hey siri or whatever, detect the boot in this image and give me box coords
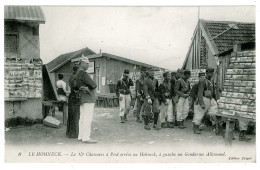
[136,118,142,123]
[178,121,187,129]
[175,120,179,126]
[193,124,201,134]
[161,122,168,128]
[120,116,125,123]
[153,124,161,130]
[239,130,251,142]
[144,125,151,130]
[167,122,174,128]
[123,114,127,121]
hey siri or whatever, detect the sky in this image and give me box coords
[40,6,255,70]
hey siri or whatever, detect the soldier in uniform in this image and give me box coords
[159,72,174,128]
[193,67,219,134]
[116,69,134,123]
[170,71,178,125]
[175,70,191,129]
[142,70,160,130]
[135,68,146,123]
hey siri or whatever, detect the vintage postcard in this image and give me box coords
[1,1,257,166]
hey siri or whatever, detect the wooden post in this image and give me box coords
[225,119,232,147]
[62,102,68,125]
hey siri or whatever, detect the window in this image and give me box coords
[5,34,18,58]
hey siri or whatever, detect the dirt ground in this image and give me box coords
[5,107,256,163]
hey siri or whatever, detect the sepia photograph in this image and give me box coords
[2,2,257,164]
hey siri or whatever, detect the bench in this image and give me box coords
[42,100,68,125]
[96,93,119,108]
[216,114,255,147]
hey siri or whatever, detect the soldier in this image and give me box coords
[170,71,178,125]
[135,68,146,123]
[116,69,134,123]
[193,67,220,135]
[159,72,174,128]
[142,71,160,130]
[175,70,191,129]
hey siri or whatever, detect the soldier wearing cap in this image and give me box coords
[135,67,146,123]
[170,71,178,125]
[116,69,134,123]
[75,54,97,143]
[158,71,174,128]
[175,69,191,129]
[142,70,161,130]
[193,67,220,135]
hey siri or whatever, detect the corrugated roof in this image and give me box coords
[201,20,255,55]
[46,47,96,72]
[4,6,45,23]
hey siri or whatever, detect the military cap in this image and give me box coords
[184,70,191,75]
[124,69,130,74]
[206,67,214,73]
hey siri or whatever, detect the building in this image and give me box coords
[182,19,255,98]
[45,47,164,96]
[4,6,45,120]
[218,50,255,120]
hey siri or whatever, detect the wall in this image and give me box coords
[5,99,42,120]
[5,21,40,59]
[5,21,42,120]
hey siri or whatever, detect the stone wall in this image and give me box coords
[218,51,256,120]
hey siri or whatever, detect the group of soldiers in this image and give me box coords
[116,67,252,141]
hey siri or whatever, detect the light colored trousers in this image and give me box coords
[193,97,218,125]
[176,97,189,121]
[78,103,95,141]
[119,94,131,117]
[160,99,173,123]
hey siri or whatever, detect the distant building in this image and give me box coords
[182,19,255,98]
[45,47,165,97]
[4,6,45,120]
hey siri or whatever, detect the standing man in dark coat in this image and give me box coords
[135,68,146,123]
[193,68,219,135]
[116,69,134,123]
[75,54,97,143]
[142,71,159,130]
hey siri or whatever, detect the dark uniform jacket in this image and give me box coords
[174,78,191,98]
[116,78,134,97]
[75,70,97,104]
[170,78,177,98]
[143,77,155,100]
[158,80,172,104]
[197,77,216,107]
[135,78,144,98]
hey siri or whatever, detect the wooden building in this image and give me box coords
[45,48,164,97]
[182,19,255,98]
[4,6,45,120]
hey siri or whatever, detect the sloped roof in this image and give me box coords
[46,47,96,72]
[200,19,255,55]
[5,6,45,23]
[71,53,163,70]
